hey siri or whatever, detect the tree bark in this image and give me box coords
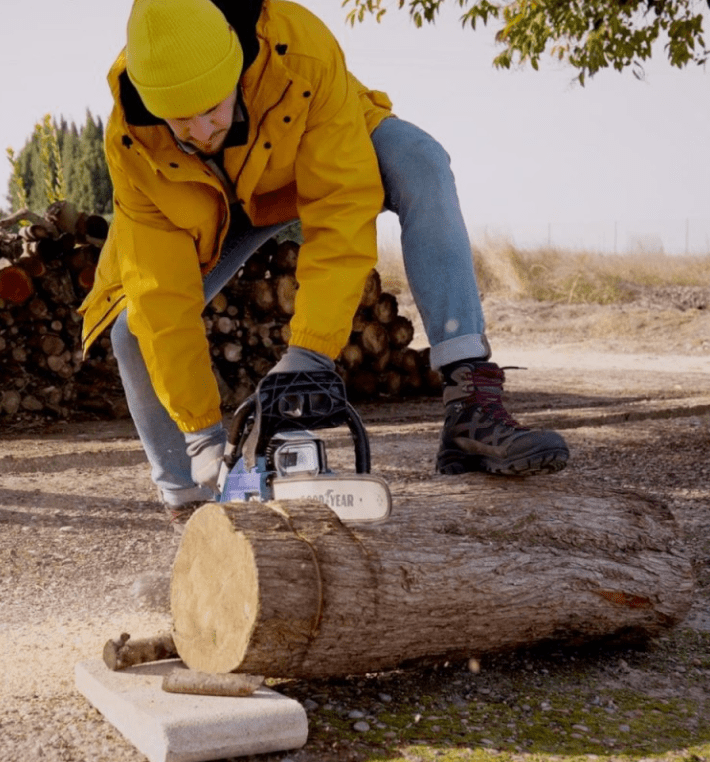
[373,292,398,324]
[103,632,177,671]
[274,274,298,316]
[274,240,299,273]
[162,670,263,697]
[170,480,694,679]
[359,268,381,308]
[359,322,389,357]
[387,315,415,349]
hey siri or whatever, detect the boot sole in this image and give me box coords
[437,447,569,476]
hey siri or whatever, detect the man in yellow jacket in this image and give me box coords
[80,0,568,516]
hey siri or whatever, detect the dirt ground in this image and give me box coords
[1,292,709,762]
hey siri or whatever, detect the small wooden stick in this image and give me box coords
[162,670,264,697]
[103,632,178,671]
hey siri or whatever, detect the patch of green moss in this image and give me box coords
[304,681,709,762]
[270,628,710,762]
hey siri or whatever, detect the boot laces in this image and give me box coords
[460,365,525,429]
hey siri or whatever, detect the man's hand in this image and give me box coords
[268,346,335,374]
[185,423,227,492]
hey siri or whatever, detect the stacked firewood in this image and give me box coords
[0,203,441,423]
[0,202,123,420]
[206,238,442,407]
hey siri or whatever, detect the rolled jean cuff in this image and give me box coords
[429,334,491,370]
[158,483,217,507]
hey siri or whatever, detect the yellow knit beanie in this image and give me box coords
[126,0,243,120]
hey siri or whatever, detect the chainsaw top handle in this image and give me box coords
[225,370,371,473]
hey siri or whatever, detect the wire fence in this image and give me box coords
[467,218,710,256]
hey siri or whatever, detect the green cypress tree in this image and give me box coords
[5,147,29,213]
[92,117,113,215]
[61,121,81,208]
[69,110,113,215]
[26,124,47,211]
[72,111,100,213]
[6,111,113,215]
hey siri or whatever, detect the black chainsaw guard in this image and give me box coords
[225,371,371,474]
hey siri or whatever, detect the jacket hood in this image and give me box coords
[120,0,265,126]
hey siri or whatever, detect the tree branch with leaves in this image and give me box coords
[343,0,709,84]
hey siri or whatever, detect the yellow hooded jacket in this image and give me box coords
[79,0,393,433]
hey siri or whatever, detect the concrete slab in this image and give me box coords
[75,658,308,762]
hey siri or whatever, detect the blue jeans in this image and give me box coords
[110,118,488,505]
[372,118,487,366]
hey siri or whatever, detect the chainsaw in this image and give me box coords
[217,370,392,524]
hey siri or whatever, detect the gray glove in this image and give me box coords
[268,346,335,374]
[185,423,227,492]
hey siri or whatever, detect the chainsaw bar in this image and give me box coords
[271,474,391,524]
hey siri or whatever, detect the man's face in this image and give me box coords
[164,87,238,155]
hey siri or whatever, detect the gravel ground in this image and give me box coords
[1,291,709,762]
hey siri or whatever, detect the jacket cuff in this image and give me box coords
[177,409,223,434]
[288,329,343,360]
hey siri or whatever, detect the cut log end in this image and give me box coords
[0,266,34,304]
[171,503,260,674]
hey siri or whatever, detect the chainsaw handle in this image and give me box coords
[224,394,256,471]
[344,401,370,474]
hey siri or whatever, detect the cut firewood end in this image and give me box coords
[162,669,264,697]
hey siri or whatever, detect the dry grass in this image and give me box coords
[377,240,710,305]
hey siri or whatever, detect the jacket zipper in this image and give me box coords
[82,294,127,350]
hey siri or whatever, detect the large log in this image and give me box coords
[170,479,694,679]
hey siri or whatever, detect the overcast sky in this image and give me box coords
[1,0,708,254]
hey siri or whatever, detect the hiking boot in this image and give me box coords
[163,501,205,536]
[436,361,569,476]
